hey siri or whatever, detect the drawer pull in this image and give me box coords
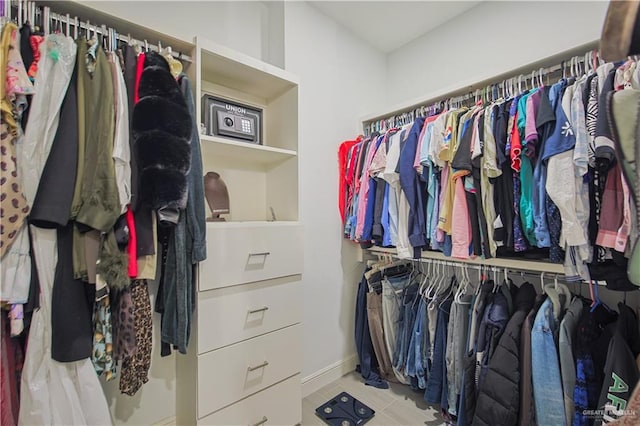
[248,252,271,257]
[247,361,269,372]
[248,306,269,314]
[250,416,268,426]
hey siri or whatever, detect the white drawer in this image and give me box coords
[198,375,301,425]
[200,222,303,291]
[197,277,301,353]
[197,324,301,419]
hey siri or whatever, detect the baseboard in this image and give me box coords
[301,354,357,397]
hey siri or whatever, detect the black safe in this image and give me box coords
[202,95,263,145]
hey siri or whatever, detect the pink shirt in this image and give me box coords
[355,138,381,239]
[451,177,472,259]
[414,114,441,172]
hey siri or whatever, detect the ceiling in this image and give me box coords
[310,1,481,53]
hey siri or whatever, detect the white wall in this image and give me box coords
[385,0,609,107]
[283,2,387,382]
[81,0,282,66]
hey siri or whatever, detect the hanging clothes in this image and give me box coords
[381,271,412,384]
[28,64,78,229]
[354,271,387,389]
[17,32,112,425]
[531,284,572,425]
[20,226,112,425]
[0,22,33,259]
[339,138,362,224]
[596,303,640,425]
[1,311,23,426]
[131,51,191,226]
[559,297,586,426]
[573,303,618,426]
[518,293,546,426]
[119,279,152,396]
[109,52,132,214]
[472,282,536,426]
[155,72,207,356]
[340,61,639,277]
[425,296,452,409]
[0,22,35,329]
[446,290,471,417]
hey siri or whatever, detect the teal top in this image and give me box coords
[517,90,538,246]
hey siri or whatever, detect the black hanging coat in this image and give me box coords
[472,282,537,426]
[131,52,191,226]
[596,303,640,425]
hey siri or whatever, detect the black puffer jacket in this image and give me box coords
[132,52,191,226]
[472,282,537,426]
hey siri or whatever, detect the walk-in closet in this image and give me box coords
[1,1,639,425]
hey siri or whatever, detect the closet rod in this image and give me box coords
[363,48,597,134]
[368,251,605,285]
[4,0,192,63]
[368,247,565,275]
[373,254,566,280]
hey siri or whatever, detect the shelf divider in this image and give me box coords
[200,134,297,167]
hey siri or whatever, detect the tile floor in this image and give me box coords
[303,372,446,426]
[153,371,446,426]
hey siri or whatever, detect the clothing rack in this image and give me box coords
[365,248,605,286]
[1,0,192,63]
[367,246,567,273]
[363,46,600,135]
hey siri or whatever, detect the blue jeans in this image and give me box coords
[425,297,452,407]
[406,296,431,389]
[532,298,566,425]
[393,282,419,379]
[382,273,411,384]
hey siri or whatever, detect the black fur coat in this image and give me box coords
[131,52,191,225]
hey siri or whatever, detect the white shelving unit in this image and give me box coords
[200,134,296,168]
[193,37,299,223]
[177,37,302,426]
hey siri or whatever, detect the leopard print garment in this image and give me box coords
[0,121,29,258]
[112,287,136,361]
[119,279,152,396]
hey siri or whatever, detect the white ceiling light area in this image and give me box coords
[310,1,481,53]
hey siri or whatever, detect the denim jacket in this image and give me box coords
[531,286,572,426]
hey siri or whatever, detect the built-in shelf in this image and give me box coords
[198,38,298,102]
[367,247,565,275]
[200,134,297,167]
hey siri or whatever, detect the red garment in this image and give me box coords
[1,312,22,426]
[510,111,522,172]
[27,35,43,79]
[126,207,138,278]
[345,143,360,226]
[127,52,145,276]
[133,52,145,104]
[338,138,360,224]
